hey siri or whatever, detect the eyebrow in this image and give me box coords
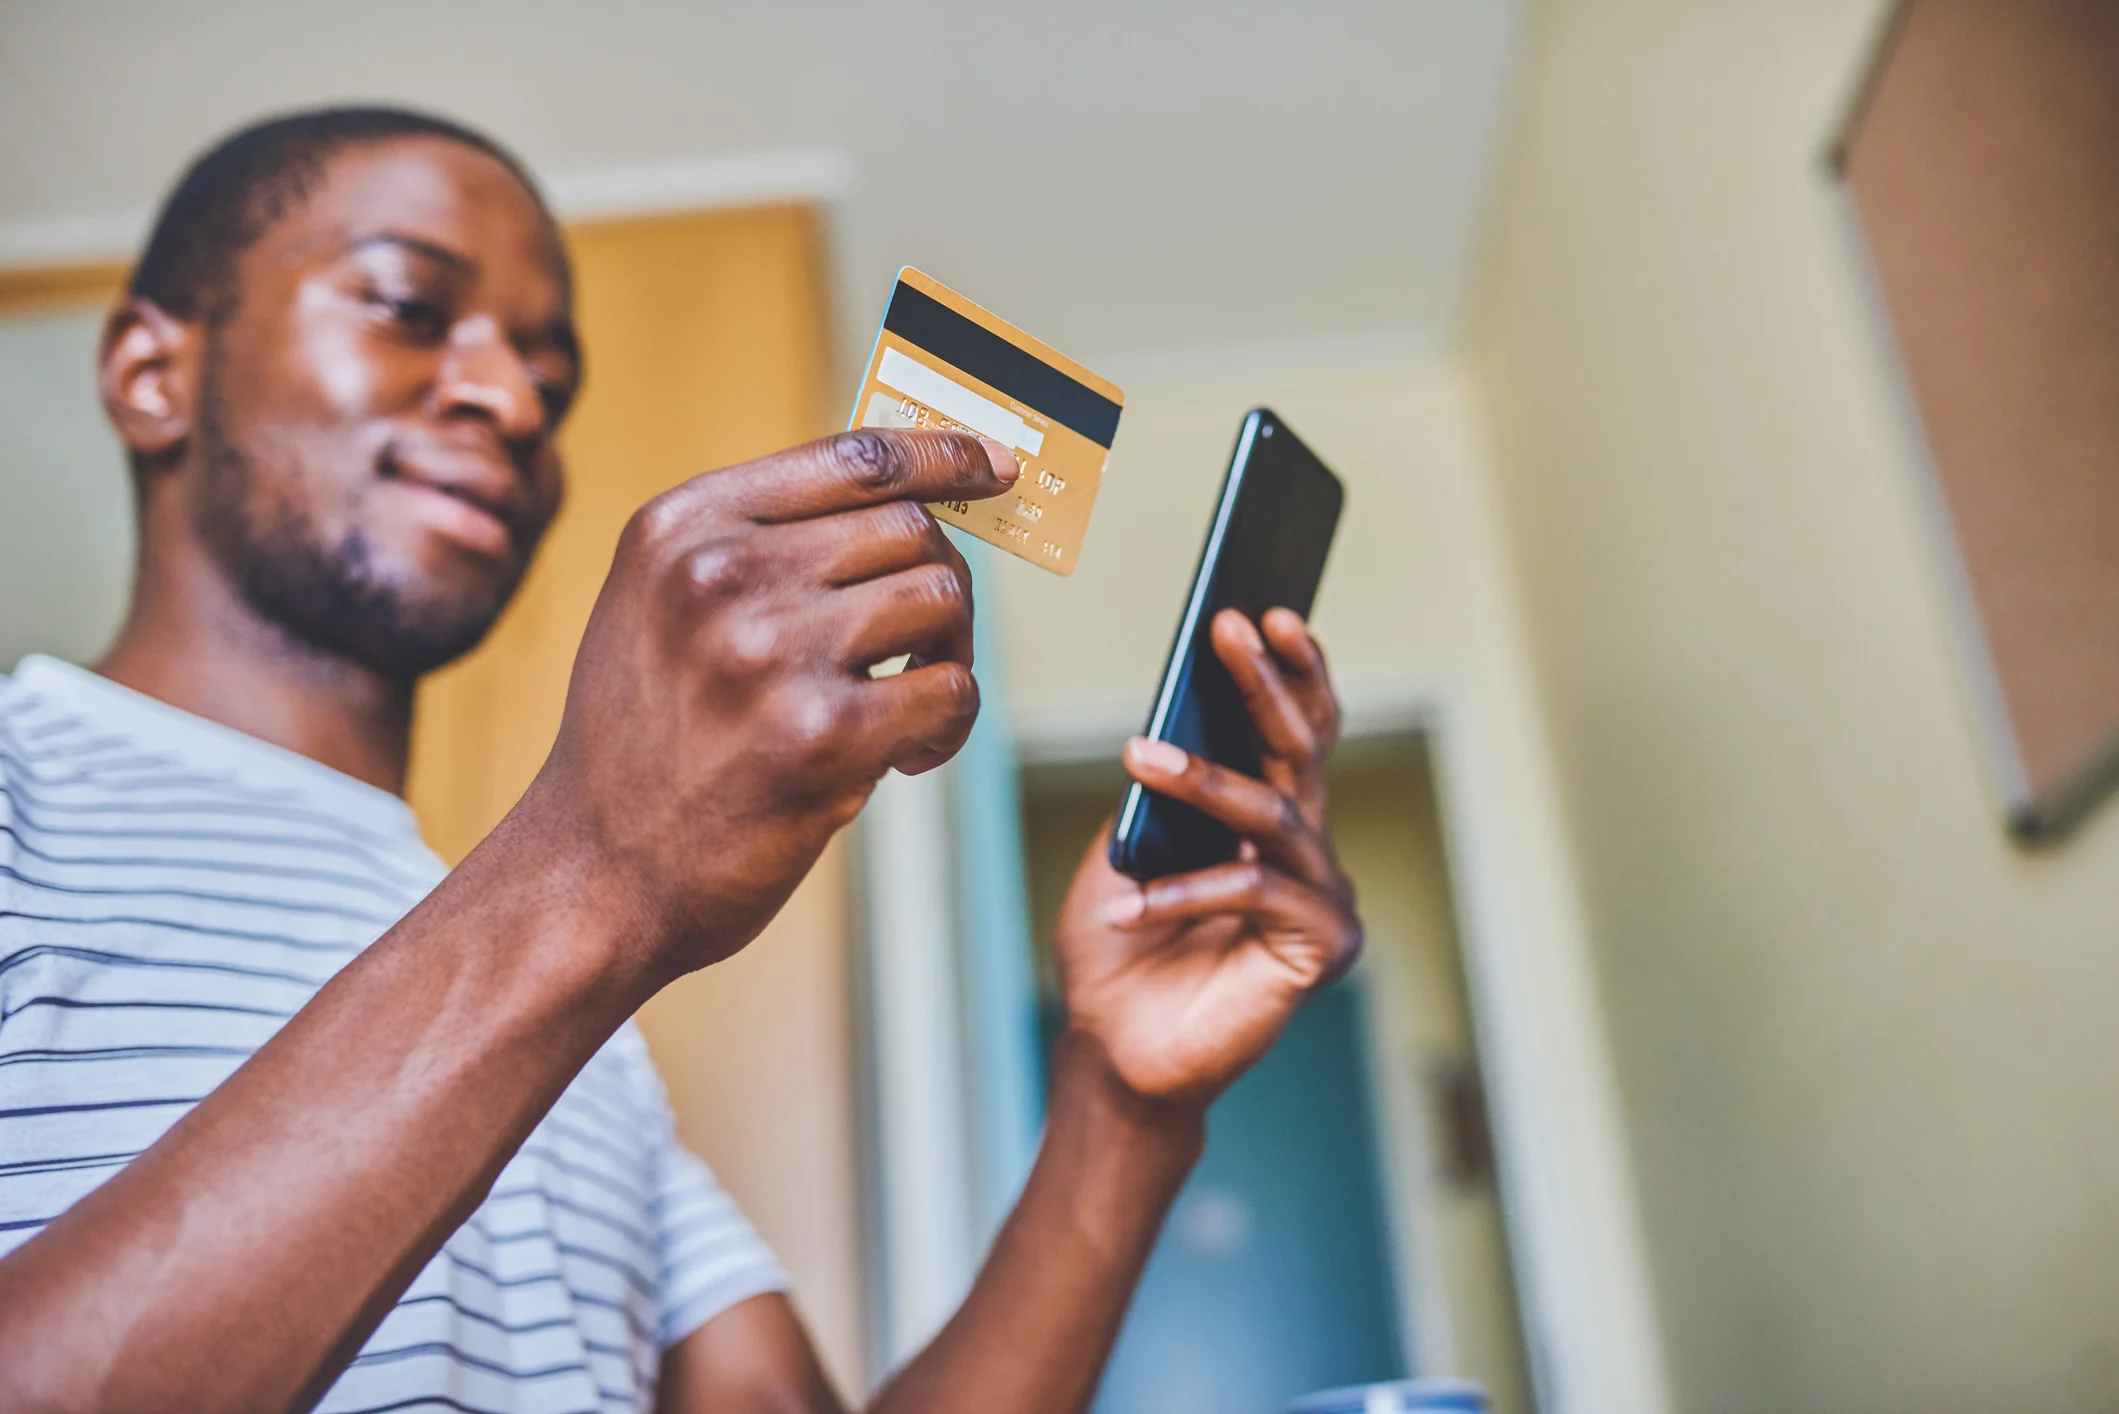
[345,231,478,272]
[344,230,582,371]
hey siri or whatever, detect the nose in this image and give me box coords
[437,314,545,444]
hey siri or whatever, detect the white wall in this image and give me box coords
[0,308,132,671]
[0,2,1522,380]
[990,358,1669,1414]
[995,361,1552,747]
[1472,2,2119,1410]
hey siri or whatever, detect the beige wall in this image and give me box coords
[1472,2,2119,1410]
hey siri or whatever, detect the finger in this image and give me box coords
[748,499,954,589]
[853,658,982,775]
[713,429,1021,524]
[1210,610,1321,773]
[1101,859,1360,988]
[836,562,973,673]
[1122,736,1335,887]
[905,532,975,673]
[1260,607,1341,749]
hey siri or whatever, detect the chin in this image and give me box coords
[410,541,525,608]
[342,591,512,679]
[253,536,526,682]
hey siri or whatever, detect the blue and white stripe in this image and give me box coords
[0,655,786,1413]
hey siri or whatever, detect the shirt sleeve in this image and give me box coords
[613,1024,791,1348]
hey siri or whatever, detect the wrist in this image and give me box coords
[1049,1028,1207,1175]
[455,776,674,1005]
[997,1029,1202,1276]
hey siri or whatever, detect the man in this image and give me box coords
[0,107,1360,1413]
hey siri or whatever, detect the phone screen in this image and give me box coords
[1109,408,1344,881]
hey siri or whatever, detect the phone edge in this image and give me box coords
[1108,407,1269,878]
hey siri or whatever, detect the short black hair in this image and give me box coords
[130,105,546,325]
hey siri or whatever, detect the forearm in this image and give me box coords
[0,793,662,1414]
[868,1030,1203,1414]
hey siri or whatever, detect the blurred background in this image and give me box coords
[8,3,2119,1412]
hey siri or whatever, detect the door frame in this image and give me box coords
[866,671,1667,1414]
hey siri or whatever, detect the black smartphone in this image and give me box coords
[1108,408,1344,882]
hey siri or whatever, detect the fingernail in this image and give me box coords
[1264,606,1311,650]
[1099,891,1145,927]
[1126,736,1189,776]
[979,438,1022,485]
[1229,612,1264,653]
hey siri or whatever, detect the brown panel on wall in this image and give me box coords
[1844,1,2119,835]
[404,205,867,1388]
[408,205,834,856]
[0,262,127,316]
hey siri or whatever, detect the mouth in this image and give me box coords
[378,447,525,562]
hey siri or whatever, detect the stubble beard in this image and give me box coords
[188,360,525,684]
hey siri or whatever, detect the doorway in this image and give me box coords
[1018,733,1535,1414]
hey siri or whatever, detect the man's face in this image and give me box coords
[187,136,578,679]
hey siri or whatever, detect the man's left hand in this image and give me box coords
[1052,606,1361,1111]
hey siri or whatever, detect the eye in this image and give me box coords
[534,377,575,422]
[525,350,579,422]
[389,296,449,342]
[370,290,450,343]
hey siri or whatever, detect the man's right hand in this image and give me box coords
[521,427,1018,979]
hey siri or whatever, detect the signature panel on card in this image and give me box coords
[850,268,1124,575]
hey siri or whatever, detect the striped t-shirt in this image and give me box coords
[0,654,787,1413]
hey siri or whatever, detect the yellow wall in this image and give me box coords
[1473,2,2119,1409]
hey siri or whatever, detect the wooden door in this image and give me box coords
[406,204,869,1391]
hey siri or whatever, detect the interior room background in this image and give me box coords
[8,3,2119,1413]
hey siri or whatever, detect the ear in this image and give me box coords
[99,298,200,470]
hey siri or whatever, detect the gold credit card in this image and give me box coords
[849,268,1124,575]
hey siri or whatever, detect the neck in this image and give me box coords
[96,516,415,796]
